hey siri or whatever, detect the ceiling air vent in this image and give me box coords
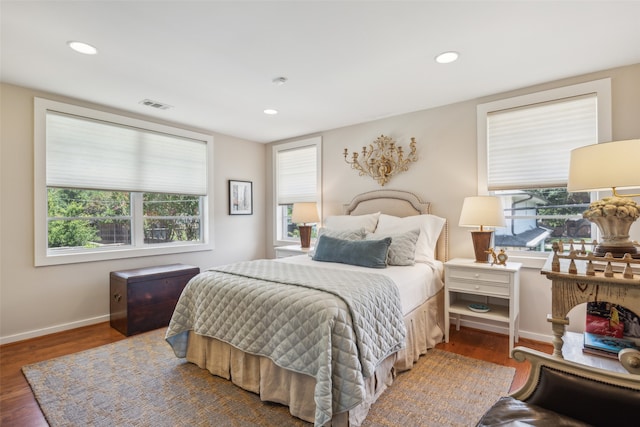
[139,99,173,110]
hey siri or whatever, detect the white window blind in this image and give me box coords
[277,145,317,204]
[46,111,208,195]
[487,94,597,190]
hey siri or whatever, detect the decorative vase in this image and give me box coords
[583,196,639,257]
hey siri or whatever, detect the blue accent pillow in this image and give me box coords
[312,235,391,268]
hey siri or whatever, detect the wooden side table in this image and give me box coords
[445,258,522,356]
[110,264,200,336]
[541,253,640,359]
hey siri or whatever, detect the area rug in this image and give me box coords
[23,329,514,427]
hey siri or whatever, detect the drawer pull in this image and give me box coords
[475,285,480,290]
[113,293,122,303]
[474,273,480,278]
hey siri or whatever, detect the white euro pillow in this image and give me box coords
[374,213,446,263]
[323,211,380,233]
[317,227,367,241]
[366,229,419,266]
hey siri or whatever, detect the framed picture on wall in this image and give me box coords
[229,180,253,215]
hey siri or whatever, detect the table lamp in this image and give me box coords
[459,196,506,263]
[292,202,319,248]
[568,139,640,257]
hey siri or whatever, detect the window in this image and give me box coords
[273,137,321,244]
[47,189,132,250]
[142,193,202,244]
[477,79,612,255]
[35,98,213,266]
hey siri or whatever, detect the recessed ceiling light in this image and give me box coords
[67,41,98,55]
[264,109,279,115]
[435,51,459,64]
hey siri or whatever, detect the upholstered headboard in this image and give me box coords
[343,189,449,261]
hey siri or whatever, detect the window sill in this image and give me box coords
[505,252,548,269]
[274,239,310,247]
[35,242,213,267]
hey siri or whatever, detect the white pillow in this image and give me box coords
[374,213,446,263]
[318,227,367,241]
[366,229,419,266]
[323,212,380,233]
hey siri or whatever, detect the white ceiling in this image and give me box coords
[2,1,640,143]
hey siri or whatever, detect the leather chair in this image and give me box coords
[476,347,640,427]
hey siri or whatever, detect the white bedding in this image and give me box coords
[179,190,447,426]
[276,255,444,316]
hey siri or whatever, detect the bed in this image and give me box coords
[166,189,448,426]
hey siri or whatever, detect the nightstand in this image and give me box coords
[444,258,522,357]
[274,244,312,258]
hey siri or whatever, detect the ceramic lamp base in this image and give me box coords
[585,196,639,258]
[471,230,494,263]
[298,225,312,249]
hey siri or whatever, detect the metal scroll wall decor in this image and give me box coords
[343,135,418,186]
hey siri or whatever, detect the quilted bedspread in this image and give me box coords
[165,259,406,426]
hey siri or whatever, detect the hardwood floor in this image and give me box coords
[0,323,127,426]
[0,322,551,427]
[436,326,553,393]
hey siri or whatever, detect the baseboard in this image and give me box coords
[6,315,555,347]
[518,329,554,344]
[0,314,109,345]
[453,317,553,345]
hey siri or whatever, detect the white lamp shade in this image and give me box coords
[292,202,319,224]
[568,139,640,192]
[459,196,506,228]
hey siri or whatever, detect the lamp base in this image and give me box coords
[583,196,639,258]
[471,230,493,263]
[593,244,638,258]
[298,225,312,249]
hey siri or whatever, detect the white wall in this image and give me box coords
[2,64,638,345]
[267,63,640,343]
[0,83,267,344]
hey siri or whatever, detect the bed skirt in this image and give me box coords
[185,288,444,426]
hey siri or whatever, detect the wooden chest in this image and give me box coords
[109,264,200,336]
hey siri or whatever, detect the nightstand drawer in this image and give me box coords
[448,268,511,285]
[447,279,510,297]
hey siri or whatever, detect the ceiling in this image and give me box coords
[2,1,640,143]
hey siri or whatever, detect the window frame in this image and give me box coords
[272,136,322,246]
[476,79,612,264]
[34,98,214,266]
